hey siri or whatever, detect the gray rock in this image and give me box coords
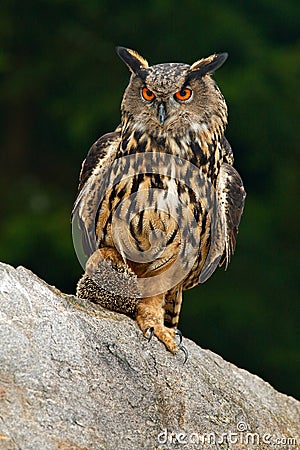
[0,262,299,450]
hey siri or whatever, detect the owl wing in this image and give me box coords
[199,163,246,283]
[75,127,121,197]
[71,130,121,261]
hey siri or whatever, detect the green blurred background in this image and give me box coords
[1,0,299,398]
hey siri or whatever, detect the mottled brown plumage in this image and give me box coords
[72,47,246,357]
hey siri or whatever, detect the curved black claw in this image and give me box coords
[147,327,154,342]
[175,329,183,345]
[179,343,189,364]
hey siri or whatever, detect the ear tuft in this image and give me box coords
[116,47,149,74]
[189,52,228,78]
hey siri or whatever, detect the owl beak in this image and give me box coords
[158,102,166,125]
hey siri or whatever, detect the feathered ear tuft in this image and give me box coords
[116,47,149,74]
[187,53,228,80]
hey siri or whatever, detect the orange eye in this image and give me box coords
[175,87,192,102]
[141,87,155,101]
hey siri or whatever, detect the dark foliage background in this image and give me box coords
[1,0,299,398]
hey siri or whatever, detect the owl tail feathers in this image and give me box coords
[76,248,141,318]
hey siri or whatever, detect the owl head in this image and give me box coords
[117,47,228,136]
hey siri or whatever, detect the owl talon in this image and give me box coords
[179,343,189,364]
[147,327,155,342]
[175,329,188,363]
[175,329,183,345]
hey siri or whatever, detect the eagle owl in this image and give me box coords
[72,47,246,358]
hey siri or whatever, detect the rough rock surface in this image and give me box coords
[0,262,299,450]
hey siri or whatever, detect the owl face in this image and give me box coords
[117,47,228,135]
